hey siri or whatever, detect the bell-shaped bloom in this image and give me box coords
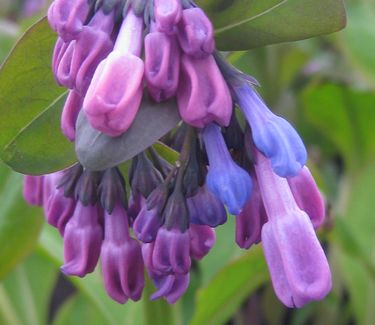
[133,204,163,243]
[189,225,216,260]
[288,166,325,229]
[127,193,145,222]
[255,150,331,308]
[235,85,306,177]
[52,37,70,79]
[23,175,44,206]
[45,187,76,235]
[149,272,190,304]
[177,8,214,59]
[55,10,114,94]
[61,90,82,141]
[235,176,267,249]
[152,227,191,275]
[177,55,232,128]
[101,204,144,303]
[203,123,252,215]
[83,9,144,136]
[154,0,182,34]
[187,185,227,227]
[48,0,91,42]
[144,32,180,102]
[61,203,103,277]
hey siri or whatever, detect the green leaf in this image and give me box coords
[301,83,375,170]
[191,247,268,325]
[0,18,75,174]
[0,251,59,325]
[0,162,43,279]
[339,3,375,87]
[75,97,180,171]
[197,0,347,50]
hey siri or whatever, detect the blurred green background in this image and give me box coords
[1,1,375,324]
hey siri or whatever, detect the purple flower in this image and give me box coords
[144,31,180,102]
[177,54,232,128]
[189,224,216,260]
[288,166,326,229]
[23,175,44,206]
[187,185,227,227]
[133,204,163,243]
[101,203,144,303]
[55,10,115,94]
[152,227,191,275]
[61,202,103,277]
[255,150,331,308]
[149,272,190,304]
[236,85,307,177]
[203,123,252,214]
[48,0,91,42]
[235,175,267,249]
[154,0,182,34]
[177,8,214,59]
[52,37,70,82]
[61,90,82,141]
[83,9,144,136]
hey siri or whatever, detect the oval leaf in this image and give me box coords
[0,18,75,175]
[1,93,77,175]
[76,97,181,171]
[197,0,347,50]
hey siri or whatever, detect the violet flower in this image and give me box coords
[154,0,182,34]
[203,123,252,215]
[83,8,144,136]
[61,90,83,141]
[144,30,180,102]
[177,7,214,59]
[189,224,216,260]
[177,54,232,128]
[61,202,103,277]
[23,175,44,206]
[235,175,267,249]
[187,185,227,227]
[133,204,163,243]
[101,203,144,303]
[48,0,91,42]
[235,86,307,177]
[255,150,331,308]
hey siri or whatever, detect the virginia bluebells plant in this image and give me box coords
[23,0,332,307]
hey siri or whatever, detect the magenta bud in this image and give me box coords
[61,90,83,141]
[262,210,332,308]
[288,166,325,229]
[154,0,182,34]
[48,0,91,42]
[235,176,267,249]
[149,272,190,304]
[145,32,180,102]
[61,203,103,277]
[23,175,44,206]
[152,227,191,274]
[101,204,144,303]
[177,8,214,59]
[133,205,163,243]
[189,224,216,260]
[56,40,75,89]
[52,37,70,78]
[177,54,232,128]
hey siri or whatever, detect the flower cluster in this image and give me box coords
[23,0,332,307]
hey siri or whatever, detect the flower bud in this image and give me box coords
[189,224,215,260]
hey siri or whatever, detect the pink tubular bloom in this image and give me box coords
[255,150,332,308]
[61,90,83,141]
[101,204,144,303]
[52,37,70,78]
[154,0,182,34]
[288,166,326,229]
[61,203,103,277]
[48,0,91,42]
[23,175,44,206]
[177,8,214,59]
[83,9,144,137]
[177,54,232,128]
[189,224,216,260]
[144,31,180,102]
